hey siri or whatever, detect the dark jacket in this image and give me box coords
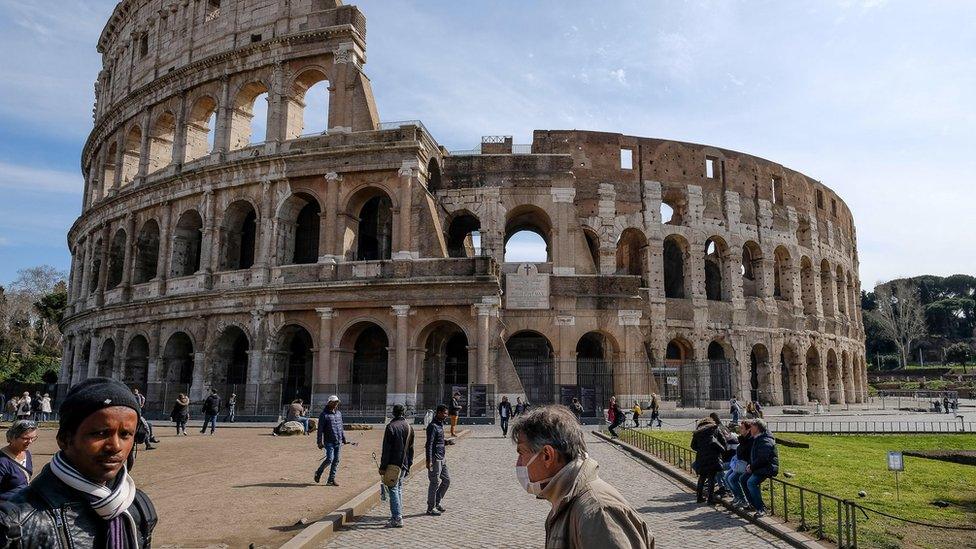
[317,408,345,446]
[170,398,190,421]
[380,418,415,472]
[0,453,31,502]
[736,433,754,462]
[749,432,779,478]
[425,420,446,463]
[498,401,512,419]
[690,424,726,473]
[202,394,221,415]
[449,397,462,416]
[0,465,157,549]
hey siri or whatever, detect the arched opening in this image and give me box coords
[171,210,203,277]
[796,217,812,247]
[505,206,552,263]
[826,349,841,404]
[212,326,249,386]
[846,273,857,321]
[663,235,688,299]
[707,340,733,403]
[219,201,257,271]
[427,157,442,193]
[660,202,675,224]
[820,260,835,315]
[102,143,117,195]
[106,228,126,290]
[419,322,469,411]
[741,241,762,298]
[800,257,817,315]
[750,344,771,403]
[836,266,848,316]
[184,96,218,162]
[704,237,728,301]
[842,350,855,403]
[89,238,103,295]
[123,335,150,391]
[805,346,824,403]
[616,228,648,283]
[230,82,270,150]
[147,112,176,174]
[346,323,389,412]
[576,332,614,418]
[278,193,321,265]
[446,212,481,258]
[286,69,330,139]
[277,325,314,405]
[660,191,686,225]
[506,331,554,405]
[582,227,600,273]
[665,337,696,406]
[96,339,116,378]
[162,332,195,386]
[352,192,394,261]
[133,219,160,284]
[773,246,792,301]
[780,345,797,406]
[120,126,142,186]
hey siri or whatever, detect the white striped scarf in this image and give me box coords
[50,452,139,548]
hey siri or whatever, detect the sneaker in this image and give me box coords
[425,508,442,516]
[731,498,745,507]
[314,470,322,484]
[386,519,403,528]
[753,511,766,519]
[435,504,446,513]
[326,480,338,486]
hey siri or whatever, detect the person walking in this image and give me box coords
[569,398,584,423]
[379,404,414,528]
[943,395,950,414]
[315,396,346,485]
[0,421,38,500]
[39,395,52,423]
[754,400,764,419]
[730,397,742,425]
[200,389,221,435]
[511,405,653,548]
[498,396,513,437]
[171,393,190,436]
[631,402,642,428]
[286,399,311,435]
[3,398,16,423]
[30,393,42,422]
[727,420,754,509]
[132,388,146,409]
[649,393,662,428]
[606,396,624,438]
[743,418,779,518]
[691,418,726,504]
[226,393,237,422]
[514,397,527,418]
[15,395,31,422]
[448,392,463,437]
[425,404,450,515]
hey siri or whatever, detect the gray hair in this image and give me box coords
[7,420,37,443]
[510,405,587,463]
[752,418,768,433]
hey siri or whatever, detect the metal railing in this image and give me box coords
[766,420,974,434]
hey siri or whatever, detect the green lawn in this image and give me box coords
[634,431,976,548]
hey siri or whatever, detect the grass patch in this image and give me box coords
[637,431,976,548]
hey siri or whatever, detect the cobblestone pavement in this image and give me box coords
[324,427,790,548]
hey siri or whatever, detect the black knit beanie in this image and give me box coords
[58,377,142,438]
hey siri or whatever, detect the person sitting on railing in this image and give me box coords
[690,418,726,504]
[708,413,736,498]
[743,418,779,518]
[726,419,754,509]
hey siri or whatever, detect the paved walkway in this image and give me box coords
[324,427,789,548]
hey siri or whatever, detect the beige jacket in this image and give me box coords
[540,457,654,549]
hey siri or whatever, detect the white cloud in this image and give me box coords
[0,161,82,194]
[610,68,627,85]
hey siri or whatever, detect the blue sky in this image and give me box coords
[1,0,974,288]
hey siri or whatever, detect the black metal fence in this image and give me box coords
[767,420,975,434]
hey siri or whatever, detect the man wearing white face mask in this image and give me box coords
[511,405,653,549]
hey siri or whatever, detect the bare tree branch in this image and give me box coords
[874,280,928,367]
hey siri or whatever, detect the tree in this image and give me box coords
[945,342,972,372]
[874,280,928,368]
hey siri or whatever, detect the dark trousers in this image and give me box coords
[427,459,450,509]
[175,417,187,434]
[696,466,720,503]
[500,417,510,436]
[608,418,623,437]
[201,413,217,433]
[650,410,662,427]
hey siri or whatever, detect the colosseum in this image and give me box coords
[59,0,867,419]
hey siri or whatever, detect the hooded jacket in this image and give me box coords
[539,458,653,549]
[690,423,726,473]
[749,431,779,478]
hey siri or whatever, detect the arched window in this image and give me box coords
[97,339,116,378]
[749,344,770,403]
[504,206,552,263]
[356,195,394,261]
[133,220,160,284]
[162,332,194,385]
[582,228,600,273]
[171,210,203,277]
[89,238,103,295]
[147,112,176,174]
[773,246,792,301]
[741,241,762,298]
[184,96,218,162]
[663,235,687,299]
[220,201,257,270]
[616,229,648,283]
[827,349,841,404]
[123,336,150,391]
[230,82,269,150]
[800,257,816,315]
[820,260,835,315]
[278,193,322,265]
[835,266,847,315]
[446,212,481,258]
[102,143,117,196]
[704,237,728,301]
[106,229,126,290]
[780,345,797,405]
[213,326,249,385]
[806,346,823,403]
[120,126,142,186]
[286,69,330,138]
[427,158,442,193]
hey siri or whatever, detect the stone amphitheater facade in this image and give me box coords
[59,0,866,416]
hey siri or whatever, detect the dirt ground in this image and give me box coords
[21,422,422,548]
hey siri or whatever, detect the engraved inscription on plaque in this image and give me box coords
[505,263,550,310]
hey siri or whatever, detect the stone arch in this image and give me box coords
[123,335,150,391]
[660,188,687,226]
[219,200,258,271]
[272,324,315,405]
[773,245,793,301]
[89,237,103,295]
[120,125,142,186]
[337,321,390,411]
[582,226,601,273]
[285,67,331,139]
[576,331,616,417]
[616,228,649,283]
[147,111,176,174]
[96,338,117,378]
[171,209,203,277]
[133,219,161,284]
[749,343,772,404]
[663,234,690,299]
[805,345,825,403]
[826,348,842,404]
[846,271,857,321]
[841,349,856,403]
[184,95,218,162]
[230,81,270,150]
[704,236,730,301]
[162,331,194,385]
[211,325,250,385]
[418,320,470,408]
[835,266,848,316]
[506,330,555,405]
[707,338,734,402]
[665,336,697,406]
[800,256,817,315]
[446,211,481,258]
[820,259,835,315]
[343,187,394,261]
[741,241,763,298]
[277,192,322,265]
[106,228,127,290]
[505,205,553,263]
[427,157,442,193]
[779,343,800,406]
[102,142,117,195]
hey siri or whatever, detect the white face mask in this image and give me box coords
[516,451,552,496]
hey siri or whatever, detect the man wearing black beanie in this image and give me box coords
[0,377,157,548]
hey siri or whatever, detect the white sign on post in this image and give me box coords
[887,451,904,472]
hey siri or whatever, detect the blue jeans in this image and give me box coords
[315,442,341,483]
[742,473,767,513]
[292,417,310,434]
[388,471,404,520]
[726,469,746,501]
[201,413,217,433]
